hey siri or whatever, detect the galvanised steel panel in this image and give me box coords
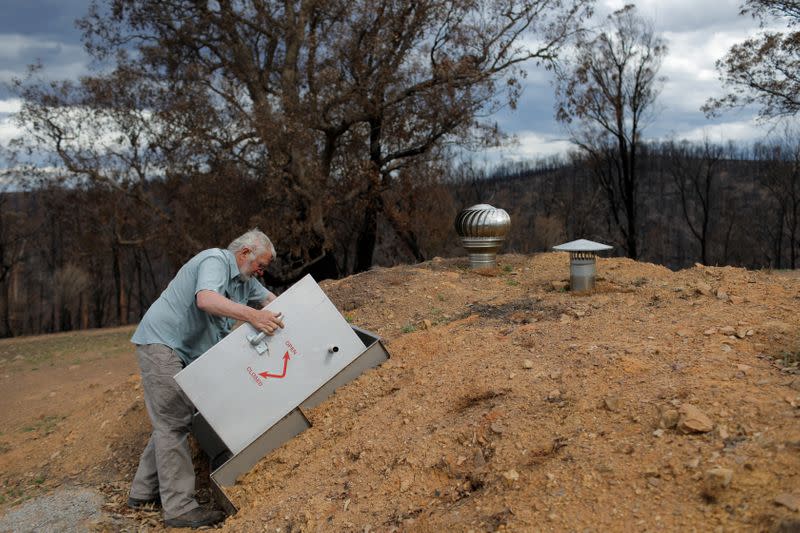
[211,408,311,489]
[175,274,365,455]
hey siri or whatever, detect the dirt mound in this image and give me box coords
[0,253,798,532]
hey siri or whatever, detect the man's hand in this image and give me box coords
[196,290,284,335]
[250,309,284,336]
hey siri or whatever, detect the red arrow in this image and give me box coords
[258,351,291,379]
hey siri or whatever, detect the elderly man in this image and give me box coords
[127,229,284,528]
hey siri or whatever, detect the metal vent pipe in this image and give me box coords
[454,204,511,268]
[552,239,613,292]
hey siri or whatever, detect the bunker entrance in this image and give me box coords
[175,276,389,514]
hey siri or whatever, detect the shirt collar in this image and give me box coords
[222,249,244,282]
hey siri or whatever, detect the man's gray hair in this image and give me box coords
[227,229,276,257]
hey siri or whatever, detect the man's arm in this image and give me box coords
[196,290,284,334]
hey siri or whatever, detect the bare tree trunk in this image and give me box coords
[81,293,89,330]
[136,250,145,320]
[1,281,10,338]
[775,206,786,269]
[354,117,385,273]
[112,241,127,326]
[49,215,58,333]
[354,195,380,273]
[125,256,135,325]
[789,167,798,268]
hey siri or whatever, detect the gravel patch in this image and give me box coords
[0,487,104,533]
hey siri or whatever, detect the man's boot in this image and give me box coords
[164,507,225,528]
[127,494,161,509]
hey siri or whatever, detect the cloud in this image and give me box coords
[599,0,750,33]
[0,0,89,35]
[486,130,574,163]
[492,1,782,161]
[658,25,769,114]
[672,118,780,145]
[0,99,24,148]
[0,113,22,146]
[0,34,70,60]
[0,0,789,173]
[0,98,22,114]
[0,34,89,94]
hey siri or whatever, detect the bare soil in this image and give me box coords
[0,253,798,532]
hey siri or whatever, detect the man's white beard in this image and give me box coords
[239,252,256,280]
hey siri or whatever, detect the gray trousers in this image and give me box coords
[129,344,199,519]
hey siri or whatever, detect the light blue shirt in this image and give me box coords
[132,248,269,365]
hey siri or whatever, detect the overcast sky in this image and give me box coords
[0,0,793,168]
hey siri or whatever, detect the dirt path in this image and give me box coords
[0,327,138,431]
[0,327,145,530]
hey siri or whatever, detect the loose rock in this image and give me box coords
[695,282,713,296]
[604,396,621,412]
[677,405,714,433]
[774,493,800,512]
[473,449,486,468]
[596,463,614,474]
[703,467,733,500]
[490,422,505,435]
[774,519,800,532]
[502,469,520,484]
[659,408,680,429]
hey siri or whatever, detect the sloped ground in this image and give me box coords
[0,253,798,532]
